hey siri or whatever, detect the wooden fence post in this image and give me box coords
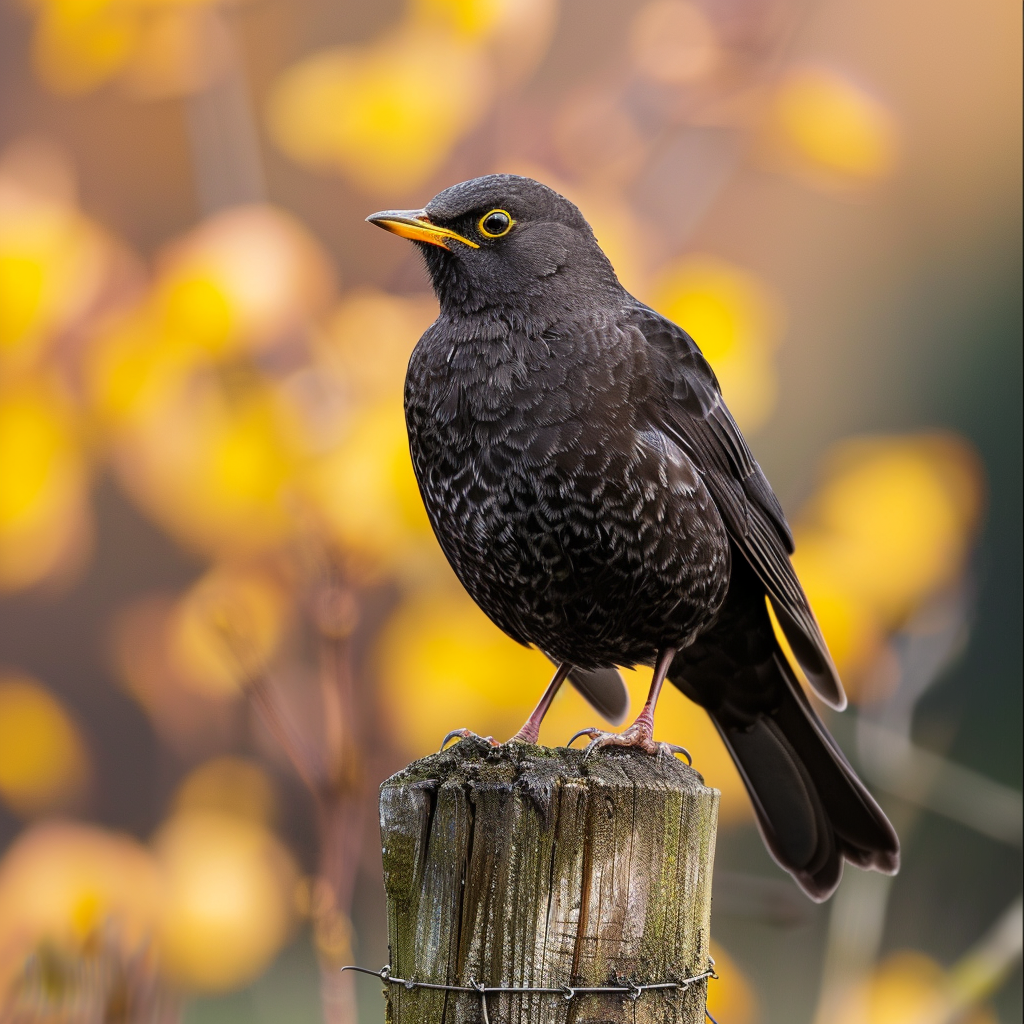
[378,738,719,1023]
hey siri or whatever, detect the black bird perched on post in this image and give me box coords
[368,174,898,901]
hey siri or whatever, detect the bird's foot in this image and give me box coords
[568,721,691,762]
[439,728,500,752]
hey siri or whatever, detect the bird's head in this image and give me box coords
[367,175,622,321]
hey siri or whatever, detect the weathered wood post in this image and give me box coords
[378,738,719,1023]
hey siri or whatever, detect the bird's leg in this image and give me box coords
[508,662,573,745]
[568,647,690,760]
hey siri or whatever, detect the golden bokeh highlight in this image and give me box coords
[707,942,759,1024]
[153,809,298,992]
[0,674,89,817]
[323,288,436,405]
[771,67,899,185]
[28,0,237,99]
[376,584,553,753]
[0,377,90,591]
[790,433,983,698]
[833,951,996,1024]
[166,563,292,695]
[0,821,162,996]
[267,25,493,192]
[171,756,278,828]
[304,398,435,579]
[650,255,783,432]
[153,204,335,357]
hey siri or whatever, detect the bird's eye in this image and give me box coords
[478,209,513,238]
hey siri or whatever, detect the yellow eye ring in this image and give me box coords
[478,209,514,238]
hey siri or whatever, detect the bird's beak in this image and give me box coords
[366,209,479,250]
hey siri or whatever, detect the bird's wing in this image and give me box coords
[628,304,846,709]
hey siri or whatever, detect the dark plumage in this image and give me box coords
[368,174,899,900]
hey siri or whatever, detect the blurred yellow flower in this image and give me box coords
[27,0,239,98]
[0,138,119,376]
[0,674,89,817]
[153,810,298,992]
[0,820,162,997]
[167,562,292,695]
[770,67,899,186]
[410,0,558,84]
[788,433,983,700]
[795,434,983,624]
[171,755,277,827]
[0,377,90,591]
[304,398,435,579]
[707,942,759,1024]
[323,288,436,405]
[833,951,996,1024]
[110,365,299,556]
[650,255,784,432]
[153,204,335,357]
[376,584,552,754]
[267,24,493,192]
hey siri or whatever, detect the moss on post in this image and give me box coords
[379,739,719,1023]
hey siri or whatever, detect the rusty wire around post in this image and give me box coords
[342,959,719,1024]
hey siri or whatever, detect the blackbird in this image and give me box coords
[368,174,899,900]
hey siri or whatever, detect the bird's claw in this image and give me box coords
[567,725,691,763]
[439,728,500,752]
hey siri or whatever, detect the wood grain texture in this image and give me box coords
[380,739,719,1023]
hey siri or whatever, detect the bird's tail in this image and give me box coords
[670,554,899,901]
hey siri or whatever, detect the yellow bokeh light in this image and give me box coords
[0,378,89,591]
[772,67,899,183]
[111,367,298,556]
[267,25,493,192]
[0,147,115,374]
[304,398,434,579]
[172,756,278,827]
[167,563,291,695]
[324,288,436,405]
[0,674,89,817]
[650,255,783,432]
[706,943,759,1024]
[153,810,298,992]
[0,821,162,996]
[834,951,996,1024]
[31,0,140,95]
[154,204,335,356]
[797,434,983,624]
[376,584,553,754]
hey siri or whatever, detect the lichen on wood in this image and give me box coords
[379,738,719,1023]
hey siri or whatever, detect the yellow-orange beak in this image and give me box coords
[366,209,479,250]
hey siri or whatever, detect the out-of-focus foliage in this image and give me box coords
[0,760,299,1002]
[0,822,163,998]
[767,67,900,189]
[789,433,984,698]
[267,0,556,192]
[0,674,88,817]
[833,951,997,1024]
[25,0,244,99]
[650,255,783,432]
